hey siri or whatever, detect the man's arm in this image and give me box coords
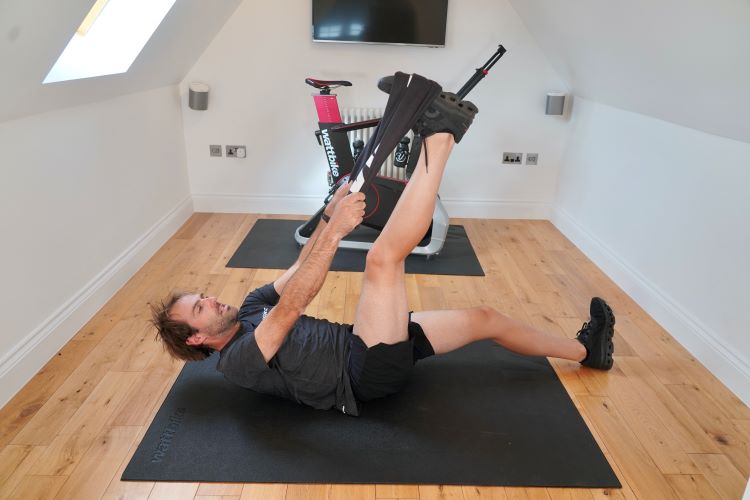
[273,181,351,296]
[255,190,365,362]
[272,215,326,296]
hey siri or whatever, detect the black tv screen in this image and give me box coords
[312,0,448,47]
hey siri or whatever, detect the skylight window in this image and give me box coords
[43,0,176,84]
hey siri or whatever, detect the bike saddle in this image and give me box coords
[305,78,352,89]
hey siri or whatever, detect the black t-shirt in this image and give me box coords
[216,283,359,416]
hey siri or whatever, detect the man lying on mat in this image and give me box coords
[151,75,615,416]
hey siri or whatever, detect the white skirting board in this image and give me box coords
[192,193,553,220]
[441,198,552,220]
[0,197,194,409]
[192,193,324,215]
[553,208,750,407]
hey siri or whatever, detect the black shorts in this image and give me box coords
[347,314,435,402]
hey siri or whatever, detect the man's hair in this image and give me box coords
[150,292,213,361]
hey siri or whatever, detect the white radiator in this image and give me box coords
[341,107,413,180]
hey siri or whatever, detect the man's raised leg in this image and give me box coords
[353,133,454,347]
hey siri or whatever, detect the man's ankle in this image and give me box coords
[424,132,455,150]
[577,342,589,363]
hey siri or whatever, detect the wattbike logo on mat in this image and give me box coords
[321,129,340,177]
[151,407,187,463]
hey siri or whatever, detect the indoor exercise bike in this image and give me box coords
[294,45,506,257]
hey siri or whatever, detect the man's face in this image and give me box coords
[170,293,239,340]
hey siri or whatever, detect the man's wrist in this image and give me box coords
[320,219,346,242]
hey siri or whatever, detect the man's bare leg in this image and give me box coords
[353,133,454,347]
[411,308,587,361]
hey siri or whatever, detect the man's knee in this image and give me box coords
[365,241,404,273]
[471,305,496,325]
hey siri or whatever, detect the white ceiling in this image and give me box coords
[0,0,242,123]
[508,0,750,143]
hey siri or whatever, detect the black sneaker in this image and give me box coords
[576,297,615,370]
[414,92,478,143]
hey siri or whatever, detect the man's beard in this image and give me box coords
[214,308,240,338]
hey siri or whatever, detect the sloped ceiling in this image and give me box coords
[0,0,242,123]
[508,0,750,143]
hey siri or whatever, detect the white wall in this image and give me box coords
[509,0,750,143]
[553,97,750,405]
[0,85,193,407]
[182,0,570,219]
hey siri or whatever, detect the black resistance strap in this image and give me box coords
[348,72,441,194]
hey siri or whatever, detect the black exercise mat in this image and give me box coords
[123,341,620,487]
[226,219,484,276]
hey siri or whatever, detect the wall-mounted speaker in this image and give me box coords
[545,92,566,115]
[189,82,210,111]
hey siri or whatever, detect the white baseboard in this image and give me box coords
[192,193,324,215]
[0,196,194,409]
[553,208,750,406]
[193,193,552,220]
[442,198,552,219]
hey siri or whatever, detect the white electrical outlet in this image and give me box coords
[526,153,539,165]
[502,152,523,164]
[226,145,246,158]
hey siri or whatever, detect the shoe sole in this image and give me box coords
[589,298,615,370]
[377,75,479,142]
[418,93,478,142]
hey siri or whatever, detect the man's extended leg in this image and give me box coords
[353,133,454,347]
[412,307,586,360]
[411,296,616,370]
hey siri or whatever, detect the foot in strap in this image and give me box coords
[377,74,477,142]
[576,297,615,370]
[413,92,478,143]
[377,75,394,94]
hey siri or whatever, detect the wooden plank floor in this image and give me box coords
[1,214,748,499]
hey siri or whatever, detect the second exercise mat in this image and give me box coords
[226,218,484,276]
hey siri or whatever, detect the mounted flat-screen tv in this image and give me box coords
[312,0,448,47]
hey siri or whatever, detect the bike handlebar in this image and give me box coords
[456,44,507,99]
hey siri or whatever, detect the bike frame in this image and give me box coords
[311,90,416,229]
[296,44,507,253]
[313,97,393,188]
